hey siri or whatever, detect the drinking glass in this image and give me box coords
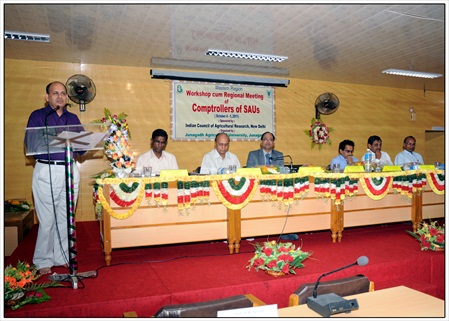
[143,166,152,177]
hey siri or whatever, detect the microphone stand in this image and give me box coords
[306,256,368,317]
[48,130,97,289]
[270,155,294,172]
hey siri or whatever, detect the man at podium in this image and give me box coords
[24,81,84,275]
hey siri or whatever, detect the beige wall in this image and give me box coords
[4,59,445,221]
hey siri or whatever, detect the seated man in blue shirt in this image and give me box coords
[394,136,424,166]
[330,139,358,171]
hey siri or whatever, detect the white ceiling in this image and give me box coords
[3,3,446,92]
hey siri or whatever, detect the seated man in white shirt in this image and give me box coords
[135,129,178,175]
[200,133,240,174]
[363,135,393,167]
[394,136,424,166]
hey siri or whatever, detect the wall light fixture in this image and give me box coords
[382,68,442,79]
[205,49,288,62]
[4,30,50,42]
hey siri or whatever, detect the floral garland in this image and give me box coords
[331,177,358,205]
[259,177,310,206]
[314,177,331,198]
[161,182,169,208]
[304,118,334,150]
[260,179,278,201]
[145,183,152,205]
[392,174,427,199]
[293,176,310,199]
[425,172,445,195]
[97,184,145,220]
[198,180,210,204]
[359,176,392,200]
[175,180,211,213]
[177,181,192,212]
[211,176,258,210]
[93,171,443,219]
[314,176,358,205]
[110,182,141,207]
[151,182,169,208]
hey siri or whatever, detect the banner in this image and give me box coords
[172,81,275,140]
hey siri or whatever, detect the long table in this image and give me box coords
[95,170,444,265]
[277,285,445,317]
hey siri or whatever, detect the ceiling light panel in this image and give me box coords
[4,30,50,42]
[205,49,288,62]
[382,68,442,79]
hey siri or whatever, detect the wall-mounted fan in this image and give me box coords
[66,74,96,112]
[315,93,339,119]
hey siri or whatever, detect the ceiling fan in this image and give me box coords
[315,93,339,119]
[66,74,96,112]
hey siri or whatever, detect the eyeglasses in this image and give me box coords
[262,138,274,142]
[344,149,354,153]
[153,140,167,145]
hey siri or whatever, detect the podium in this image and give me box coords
[25,123,107,289]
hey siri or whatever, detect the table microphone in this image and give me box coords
[270,155,293,171]
[306,256,369,317]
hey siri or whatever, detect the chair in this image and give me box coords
[288,274,374,307]
[153,294,265,317]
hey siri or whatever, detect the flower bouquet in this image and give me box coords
[247,240,311,276]
[92,108,135,178]
[304,118,334,150]
[4,261,63,310]
[407,220,445,251]
[4,199,31,212]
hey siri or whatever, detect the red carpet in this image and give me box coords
[3,219,445,318]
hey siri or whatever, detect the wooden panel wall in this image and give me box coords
[4,59,445,221]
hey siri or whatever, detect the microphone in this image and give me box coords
[44,106,60,126]
[306,256,369,317]
[65,103,72,108]
[312,256,368,298]
[270,155,294,171]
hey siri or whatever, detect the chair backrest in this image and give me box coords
[289,274,374,306]
[154,294,265,318]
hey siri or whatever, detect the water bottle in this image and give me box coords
[364,149,373,172]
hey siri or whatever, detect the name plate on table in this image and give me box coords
[382,165,402,172]
[419,165,436,170]
[160,169,188,177]
[237,168,262,175]
[298,166,323,175]
[344,165,364,173]
[217,304,278,318]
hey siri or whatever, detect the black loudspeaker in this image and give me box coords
[306,293,359,317]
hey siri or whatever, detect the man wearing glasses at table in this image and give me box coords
[135,128,179,175]
[246,131,284,168]
[329,139,359,171]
